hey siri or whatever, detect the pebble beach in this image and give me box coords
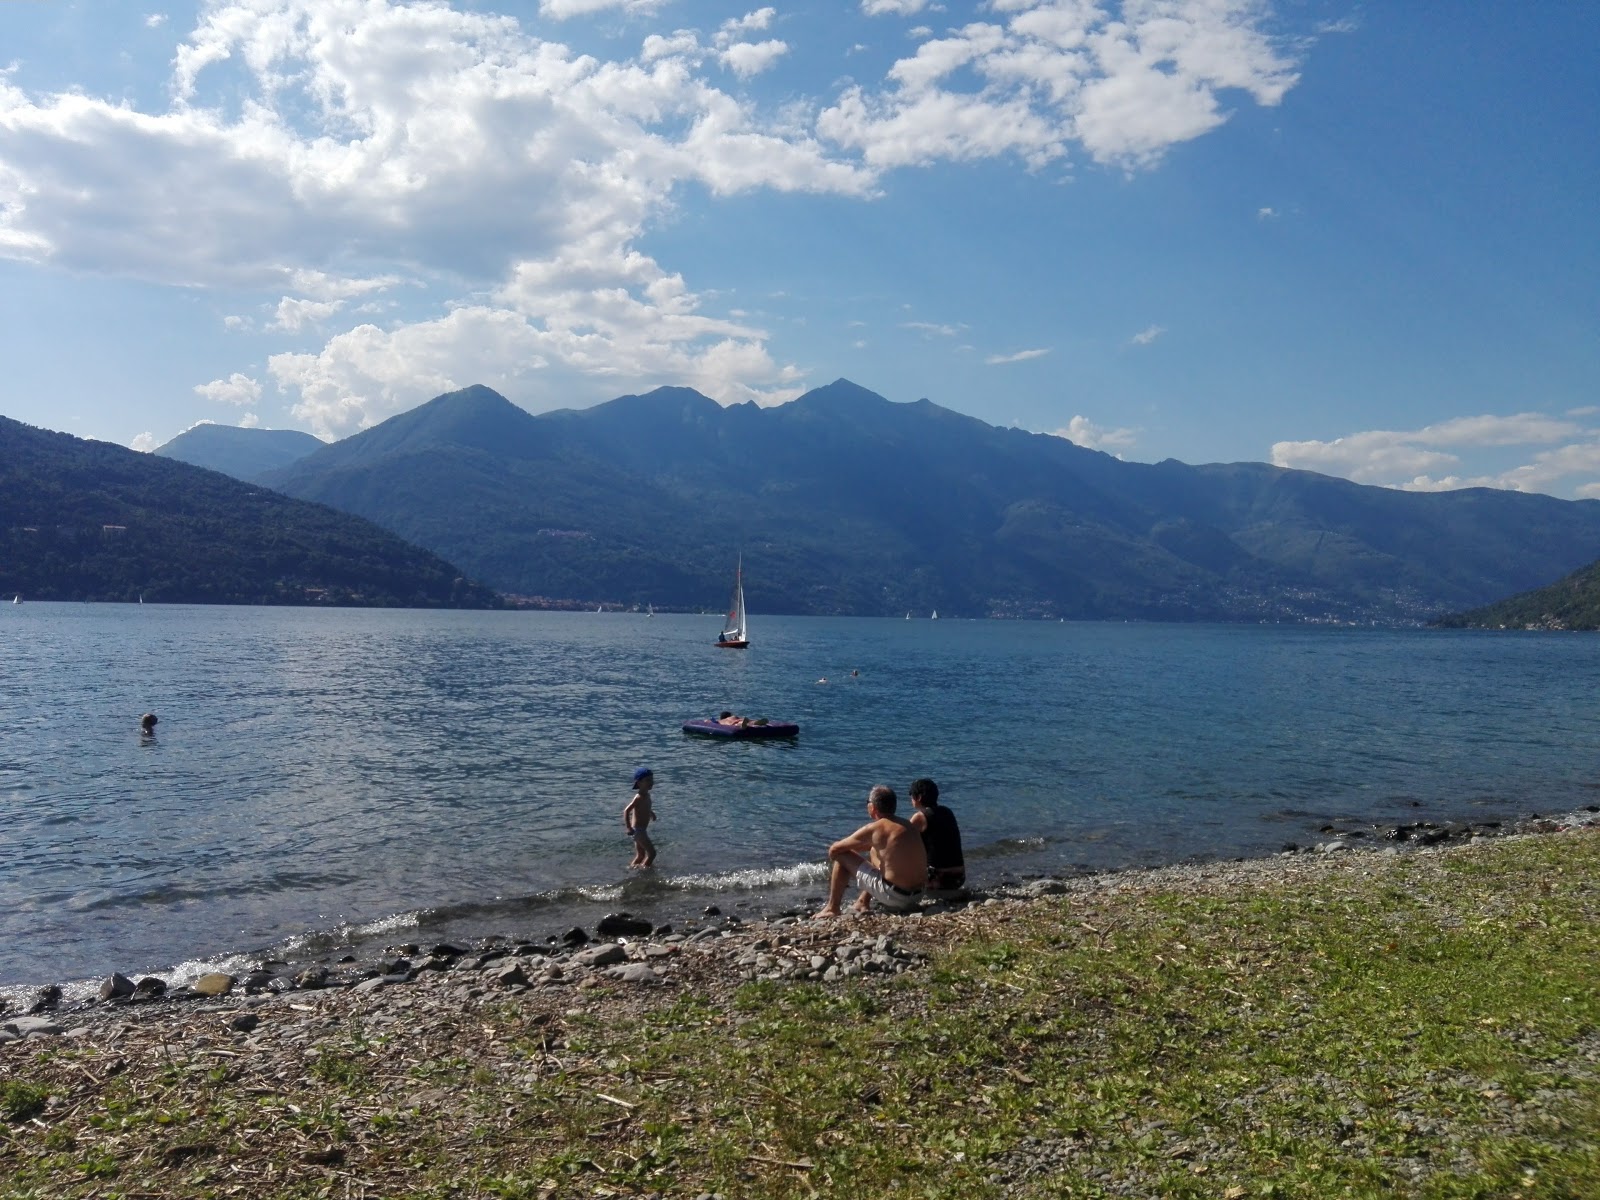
[4,808,1598,1196]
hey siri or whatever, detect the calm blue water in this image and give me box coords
[3,604,1597,994]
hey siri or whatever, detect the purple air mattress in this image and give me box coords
[682,718,799,739]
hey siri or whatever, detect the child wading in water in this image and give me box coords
[622,767,657,868]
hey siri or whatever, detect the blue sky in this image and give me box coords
[2,1,1596,498]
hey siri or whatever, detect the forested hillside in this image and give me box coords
[0,416,499,607]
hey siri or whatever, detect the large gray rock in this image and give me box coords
[576,944,627,968]
[192,973,235,997]
[99,973,136,1001]
[4,1015,65,1038]
[606,964,660,985]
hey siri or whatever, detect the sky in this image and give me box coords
[1,0,1597,499]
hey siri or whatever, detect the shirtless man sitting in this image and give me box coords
[814,785,928,918]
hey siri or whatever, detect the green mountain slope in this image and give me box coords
[156,423,325,480]
[259,381,1600,622]
[1434,558,1600,630]
[0,416,499,607]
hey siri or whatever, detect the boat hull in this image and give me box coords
[715,639,748,649]
[682,719,798,739]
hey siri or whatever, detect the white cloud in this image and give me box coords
[986,347,1050,364]
[1127,323,1164,346]
[0,1,1302,432]
[902,320,963,337]
[1272,412,1600,498]
[272,297,346,332]
[823,1,1300,171]
[130,432,158,452]
[144,14,168,29]
[1577,482,1600,500]
[1049,414,1137,452]
[863,0,929,15]
[194,373,263,407]
[540,0,665,19]
[1257,206,1277,219]
[720,40,789,79]
[722,9,776,36]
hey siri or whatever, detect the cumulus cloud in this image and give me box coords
[1049,414,1137,453]
[821,1,1299,170]
[144,14,168,29]
[863,0,930,15]
[540,0,665,18]
[130,432,158,452]
[986,347,1050,364]
[0,1,1303,433]
[194,373,263,407]
[1127,323,1164,346]
[1257,206,1278,219]
[1272,411,1600,498]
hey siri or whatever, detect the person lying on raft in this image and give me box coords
[717,711,750,727]
[814,785,927,918]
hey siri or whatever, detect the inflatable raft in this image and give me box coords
[682,718,799,739]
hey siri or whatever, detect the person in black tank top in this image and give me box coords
[908,777,965,894]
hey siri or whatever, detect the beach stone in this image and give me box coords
[596,913,653,937]
[243,970,278,994]
[5,1015,65,1038]
[133,976,168,998]
[100,972,136,1001]
[492,963,531,988]
[193,973,235,997]
[560,927,590,947]
[230,1013,260,1033]
[429,943,466,959]
[576,944,627,968]
[294,966,329,990]
[351,976,392,995]
[606,964,660,985]
[27,985,62,1014]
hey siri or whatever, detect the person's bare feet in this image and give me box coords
[812,907,841,920]
[851,897,872,915]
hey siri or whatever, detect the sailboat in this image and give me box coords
[716,557,749,649]
[647,603,654,617]
[931,609,939,620]
[11,595,19,605]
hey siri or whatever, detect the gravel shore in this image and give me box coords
[5,811,1597,1197]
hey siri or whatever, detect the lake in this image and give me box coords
[3,603,1597,997]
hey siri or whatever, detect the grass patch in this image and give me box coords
[2,832,1597,1198]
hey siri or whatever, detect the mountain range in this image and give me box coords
[156,423,325,481]
[156,378,1600,623]
[1,415,498,607]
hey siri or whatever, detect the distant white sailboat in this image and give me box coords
[647,603,654,617]
[905,611,911,620]
[11,595,19,605]
[716,556,749,649]
[931,609,938,620]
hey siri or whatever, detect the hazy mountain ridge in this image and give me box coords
[255,380,1600,622]
[156,423,325,480]
[1,416,499,607]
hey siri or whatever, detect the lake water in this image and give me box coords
[3,603,1597,997]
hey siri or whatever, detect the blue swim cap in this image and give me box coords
[633,767,653,784]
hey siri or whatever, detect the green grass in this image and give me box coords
[2,832,1597,1198]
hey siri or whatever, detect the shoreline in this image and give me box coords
[5,819,1598,1197]
[6,804,1597,1038]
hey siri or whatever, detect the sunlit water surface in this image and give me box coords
[3,604,1597,994]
